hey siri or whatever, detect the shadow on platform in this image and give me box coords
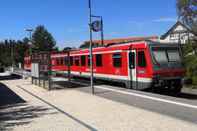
[0,83,55,131]
[0,74,22,81]
[0,83,25,107]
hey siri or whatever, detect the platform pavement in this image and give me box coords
[1,79,197,131]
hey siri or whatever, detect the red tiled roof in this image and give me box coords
[86,36,159,45]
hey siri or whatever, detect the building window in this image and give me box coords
[138,51,146,67]
[70,56,73,66]
[75,56,80,66]
[170,34,175,38]
[96,54,102,67]
[81,55,86,66]
[113,53,122,67]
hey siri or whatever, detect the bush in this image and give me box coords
[183,44,197,86]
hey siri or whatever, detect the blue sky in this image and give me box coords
[0,0,178,48]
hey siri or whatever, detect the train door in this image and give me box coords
[128,50,137,89]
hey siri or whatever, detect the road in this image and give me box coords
[53,77,197,124]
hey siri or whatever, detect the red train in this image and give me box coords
[24,40,185,93]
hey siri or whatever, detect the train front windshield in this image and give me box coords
[151,46,183,69]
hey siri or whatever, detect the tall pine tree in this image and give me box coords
[32,25,56,52]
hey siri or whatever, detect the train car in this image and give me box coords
[24,40,185,93]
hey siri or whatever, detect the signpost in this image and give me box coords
[89,0,94,94]
[88,0,104,94]
[31,52,51,90]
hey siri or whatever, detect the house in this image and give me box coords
[80,36,159,48]
[160,21,195,44]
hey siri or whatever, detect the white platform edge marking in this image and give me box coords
[71,81,197,110]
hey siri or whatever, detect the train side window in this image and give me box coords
[75,56,80,66]
[96,54,102,67]
[64,57,68,65]
[58,58,61,65]
[56,58,60,65]
[138,51,147,67]
[60,58,64,65]
[81,55,86,66]
[70,56,73,66]
[113,53,122,67]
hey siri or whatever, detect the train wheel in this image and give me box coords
[172,81,182,94]
[172,86,182,94]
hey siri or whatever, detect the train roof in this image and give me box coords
[69,40,179,54]
[46,40,180,58]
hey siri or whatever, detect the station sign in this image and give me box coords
[91,20,102,32]
[31,52,51,73]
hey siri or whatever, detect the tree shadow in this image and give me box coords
[0,83,56,131]
[0,103,56,131]
[51,80,87,90]
[0,74,22,81]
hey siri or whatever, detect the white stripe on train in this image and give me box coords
[52,70,152,83]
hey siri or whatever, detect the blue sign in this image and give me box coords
[91,20,102,32]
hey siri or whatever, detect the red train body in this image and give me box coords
[24,41,185,92]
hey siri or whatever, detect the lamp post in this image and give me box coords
[25,28,33,84]
[11,42,15,72]
[88,0,104,94]
[25,28,33,56]
[89,0,94,94]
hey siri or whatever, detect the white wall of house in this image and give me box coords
[160,24,194,44]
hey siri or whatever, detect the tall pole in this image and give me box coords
[11,43,14,72]
[25,29,33,56]
[89,0,94,94]
[29,30,33,56]
[101,16,104,46]
[25,28,33,84]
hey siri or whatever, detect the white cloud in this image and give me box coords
[57,40,84,49]
[66,28,84,33]
[110,31,119,35]
[66,26,87,33]
[152,17,177,22]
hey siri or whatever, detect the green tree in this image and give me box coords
[0,39,29,67]
[32,25,56,52]
[15,39,29,65]
[177,0,197,86]
[79,41,100,49]
[177,0,197,53]
[63,47,72,51]
[183,44,197,85]
[177,0,197,34]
